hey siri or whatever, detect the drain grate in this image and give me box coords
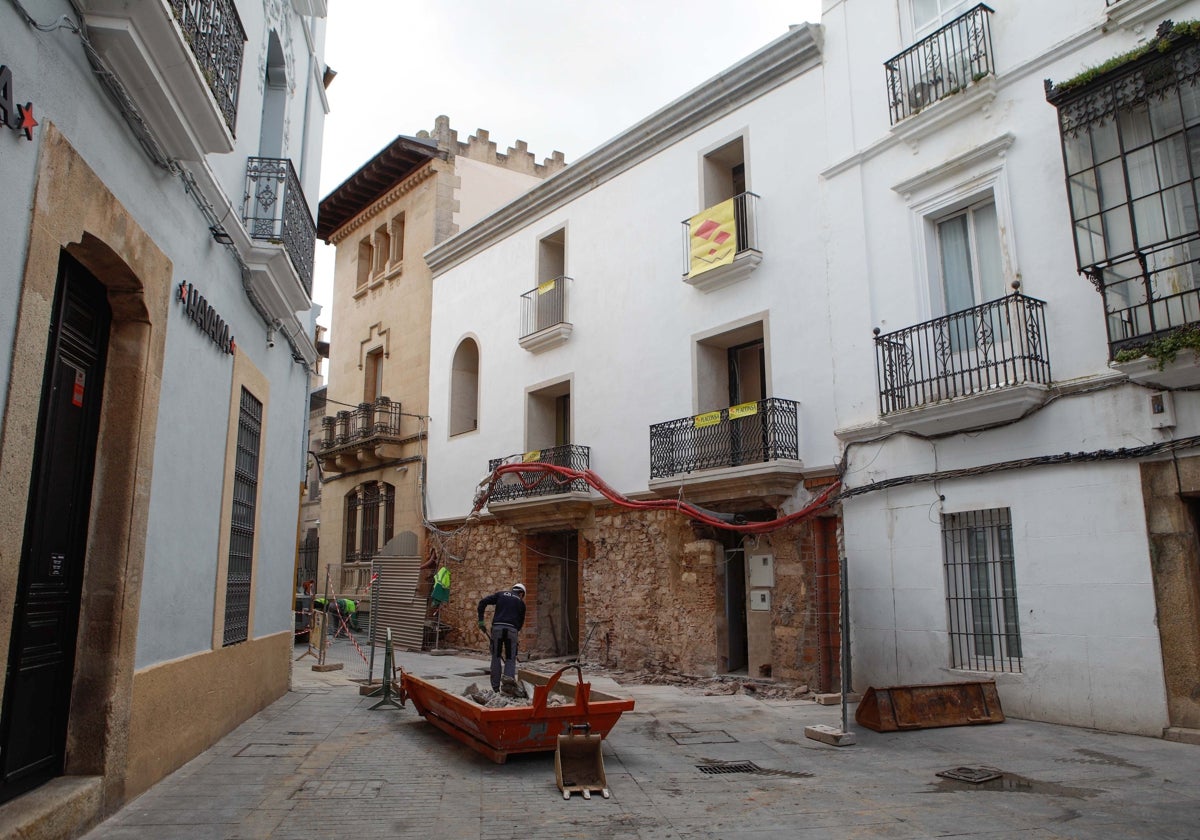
[697,762,760,775]
[937,766,1002,784]
[696,761,812,778]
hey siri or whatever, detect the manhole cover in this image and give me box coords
[937,766,1002,784]
[698,761,759,775]
[670,730,736,745]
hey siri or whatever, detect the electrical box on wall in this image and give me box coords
[748,554,775,587]
[1149,391,1176,429]
[750,588,771,611]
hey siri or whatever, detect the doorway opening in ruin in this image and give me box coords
[527,531,579,657]
[718,530,748,674]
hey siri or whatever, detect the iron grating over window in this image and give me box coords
[224,387,262,646]
[943,508,1022,672]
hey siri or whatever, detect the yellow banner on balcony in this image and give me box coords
[522,450,542,463]
[537,279,556,295]
[729,401,759,420]
[694,410,722,428]
[688,198,738,278]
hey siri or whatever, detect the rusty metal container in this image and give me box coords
[399,663,634,763]
[854,681,1004,732]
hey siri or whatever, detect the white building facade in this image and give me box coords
[424,0,1200,741]
[826,0,1200,739]
[0,0,328,832]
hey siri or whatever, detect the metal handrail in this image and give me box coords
[486,444,591,502]
[874,291,1051,416]
[318,397,403,453]
[169,0,246,133]
[649,397,799,480]
[243,157,317,295]
[884,4,995,125]
[680,192,761,276]
[520,276,571,339]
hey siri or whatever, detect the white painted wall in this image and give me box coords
[824,0,1200,733]
[427,47,831,521]
[0,1,326,668]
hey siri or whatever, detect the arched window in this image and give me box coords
[449,338,479,435]
[344,481,394,563]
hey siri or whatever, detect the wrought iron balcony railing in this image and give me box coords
[681,192,761,276]
[243,157,317,295]
[649,397,799,480]
[884,4,995,125]
[874,291,1051,416]
[520,276,571,339]
[169,0,246,133]
[318,397,404,454]
[487,445,591,503]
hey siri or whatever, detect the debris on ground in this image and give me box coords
[519,658,816,702]
[460,680,568,708]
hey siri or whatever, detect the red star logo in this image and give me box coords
[15,102,36,141]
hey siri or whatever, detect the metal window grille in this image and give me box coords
[223,387,261,646]
[943,508,1022,672]
[344,481,395,563]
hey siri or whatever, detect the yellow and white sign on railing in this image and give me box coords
[688,198,738,278]
[728,401,759,420]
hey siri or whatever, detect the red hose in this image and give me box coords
[474,462,840,534]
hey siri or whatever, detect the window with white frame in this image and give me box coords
[942,508,1022,672]
[933,196,1005,316]
[912,0,974,36]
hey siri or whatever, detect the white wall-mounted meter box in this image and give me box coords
[750,588,771,611]
[748,554,775,587]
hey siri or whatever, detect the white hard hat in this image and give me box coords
[512,583,526,595]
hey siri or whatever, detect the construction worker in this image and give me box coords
[478,583,526,695]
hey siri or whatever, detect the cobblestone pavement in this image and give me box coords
[81,644,1200,839]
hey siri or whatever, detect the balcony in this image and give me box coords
[648,398,804,508]
[242,157,317,302]
[873,291,1051,434]
[317,397,412,472]
[485,445,592,530]
[884,4,995,126]
[75,0,244,160]
[519,276,572,352]
[681,192,761,292]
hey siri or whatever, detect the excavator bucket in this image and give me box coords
[555,724,609,800]
[854,681,1004,732]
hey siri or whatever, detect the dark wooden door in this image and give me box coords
[0,254,109,803]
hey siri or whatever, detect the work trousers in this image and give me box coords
[489,623,520,690]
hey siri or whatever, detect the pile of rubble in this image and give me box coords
[459,680,571,708]
[524,659,814,702]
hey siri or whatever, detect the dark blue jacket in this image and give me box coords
[478,590,526,629]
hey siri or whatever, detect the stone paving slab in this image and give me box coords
[78,646,1200,840]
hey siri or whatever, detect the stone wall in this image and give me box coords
[431,507,840,687]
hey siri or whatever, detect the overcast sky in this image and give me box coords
[312,1,823,327]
